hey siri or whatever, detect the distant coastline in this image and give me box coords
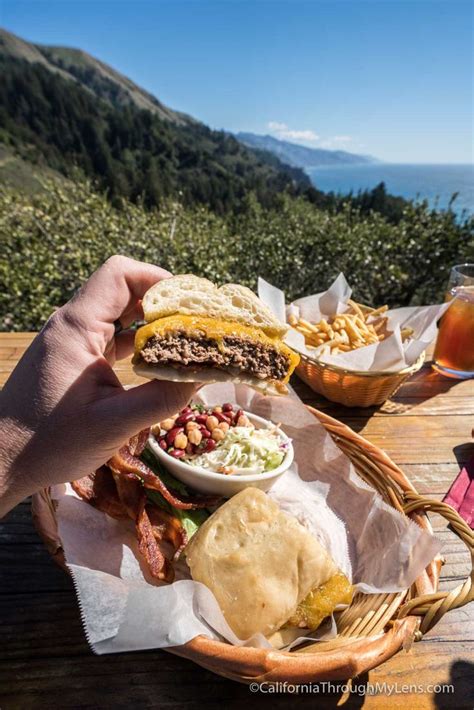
[307,163,474,216]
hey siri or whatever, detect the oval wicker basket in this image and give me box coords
[296,353,426,407]
[32,406,473,685]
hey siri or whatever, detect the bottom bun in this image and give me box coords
[133,363,286,396]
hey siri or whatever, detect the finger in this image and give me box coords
[118,299,145,329]
[63,256,171,353]
[69,255,170,324]
[103,329,136,364]
[100,380,198,437]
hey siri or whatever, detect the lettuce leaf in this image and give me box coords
[140,447,209,540]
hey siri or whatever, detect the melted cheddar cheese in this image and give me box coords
[134,315,300,381]
[287,572,353,630]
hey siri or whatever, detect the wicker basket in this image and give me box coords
[296,352,426,407]
[32,406,473,684]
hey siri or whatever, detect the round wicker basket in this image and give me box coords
[296,353,426,407]
[32,406,473,684]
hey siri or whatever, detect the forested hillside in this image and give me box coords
[0,56,310,213]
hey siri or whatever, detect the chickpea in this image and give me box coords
[206,415,219,431]
[213,406,223,413]
[174,432,188,449]
[188,428,202,445]
[161,417,176,432]
[237,414,250,427]
[186,421,199,432]
[218,421,230,432]
[150,423,162,436]
[212,428,226,442]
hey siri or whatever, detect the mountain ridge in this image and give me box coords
[0,29,313,213]
[0,27,191,125]
[236,132,377,168]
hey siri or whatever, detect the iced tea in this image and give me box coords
[433,286,474,377]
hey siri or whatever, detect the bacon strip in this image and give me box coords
[108,445,219,510]
[136,497,174,582]
[72,430,212,581]
[148,506,188,560]
[112,472,143,519]
[71,467,129,520]
[128,428,150,457]
[73,465,187,580]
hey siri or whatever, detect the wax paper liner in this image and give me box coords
[53,383,441,653]
[258,274,449,372]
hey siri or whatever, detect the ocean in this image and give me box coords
[307,163,473,217]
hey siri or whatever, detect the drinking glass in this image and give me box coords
[432,264,474,379]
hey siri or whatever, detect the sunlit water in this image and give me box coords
[308,164,473,217]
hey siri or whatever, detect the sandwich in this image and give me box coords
[133,274,299,394]
[185,488,352,644]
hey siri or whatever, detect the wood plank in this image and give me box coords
[0,590,472,709]
[345,415,473,464]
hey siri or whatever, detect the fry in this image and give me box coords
[318,319,332,335]
[289,297,394,357]
[401,326,414,341]
[339,329,350,345]
[348,299,365,320]
[358,303,375,313]
[340,315,362,341]
[373,318,387,333]
[354,316,371,334]
[369,304,388,318]
[299,318,321,333]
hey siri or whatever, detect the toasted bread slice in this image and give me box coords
[142,274,287,338]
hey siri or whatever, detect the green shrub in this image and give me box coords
[0,179,472,331]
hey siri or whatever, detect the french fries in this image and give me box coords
[289,301,413,356]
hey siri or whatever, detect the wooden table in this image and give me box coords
[1,333,473,709]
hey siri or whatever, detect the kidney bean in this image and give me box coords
[199,426,211,438]
[195,414,208,425]
[168,448,185,459]
[175,411,195,426]
[166,426,184,446]
[158,438,168,451]
[180,406,193,415]
[205,438,217,452]
[214,411,231,424]
[234,409,244,423]
[222,402,234,412]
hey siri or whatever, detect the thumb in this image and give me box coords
[107,380,198,438]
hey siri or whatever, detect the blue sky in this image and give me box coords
[1,0,472,163]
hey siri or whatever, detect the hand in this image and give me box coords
[0,255,196,516]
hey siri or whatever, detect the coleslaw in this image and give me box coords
[186,425,290,476]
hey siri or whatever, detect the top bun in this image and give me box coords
[142,274,287,338]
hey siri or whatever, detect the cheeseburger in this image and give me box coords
[133,274,299,394]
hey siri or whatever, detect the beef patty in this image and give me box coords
[139,334,289,380]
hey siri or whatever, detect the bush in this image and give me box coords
[1,179,472,330]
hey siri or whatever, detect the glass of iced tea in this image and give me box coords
[432,264,474,379]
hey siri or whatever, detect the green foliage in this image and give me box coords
[1,179,472,331]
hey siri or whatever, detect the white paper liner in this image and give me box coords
[54,383,441,654]
[258,274,450,372]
